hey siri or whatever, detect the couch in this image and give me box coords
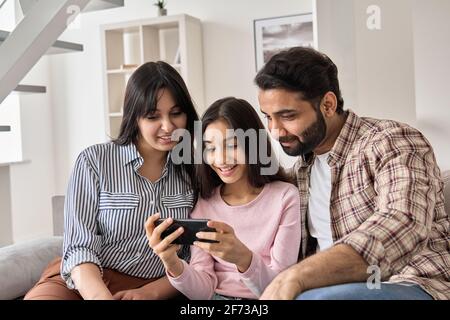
[1,172,449,300]
[0,196,64,300]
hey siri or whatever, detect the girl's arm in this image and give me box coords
[167,245,218,300]
[145,214,218,300]
[238,186,301,296]
[195,187,301,297]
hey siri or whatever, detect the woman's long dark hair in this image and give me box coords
[197,97,289,199]
[114,61,199,192]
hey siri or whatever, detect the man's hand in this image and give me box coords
[260,244,369,300]
[260,266,303,300]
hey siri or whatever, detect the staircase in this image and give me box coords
[0,0,124,104]
[0,0,124,247]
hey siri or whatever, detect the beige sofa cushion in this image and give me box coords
[443,171,450,215]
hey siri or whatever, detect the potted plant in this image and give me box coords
[154,0,167,16]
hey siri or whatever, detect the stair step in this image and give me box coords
[19,0,124,15]
[0,30,83,55]
[83,0,124,12]
[14,85,46,94]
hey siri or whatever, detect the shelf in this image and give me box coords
[107,68,137,74]
[0,30,83,55]
[104,28,141,70]
[102,15,205,140]
[0,159,31,168]
[14,85,46,94]
[47,39,83,55]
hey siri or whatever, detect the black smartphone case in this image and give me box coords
[155,219,219,245]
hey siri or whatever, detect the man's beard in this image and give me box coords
[279,110,327,157]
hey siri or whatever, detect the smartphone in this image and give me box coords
[154,218,219,245]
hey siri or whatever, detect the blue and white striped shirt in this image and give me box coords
[61,142,195,289]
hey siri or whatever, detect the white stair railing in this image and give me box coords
[0,0,7,10]
[0,0,91,104]
[0,0,124,104]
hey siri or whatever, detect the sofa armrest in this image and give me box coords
[0,236,63,300]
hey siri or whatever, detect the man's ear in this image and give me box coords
[321,92,338,117]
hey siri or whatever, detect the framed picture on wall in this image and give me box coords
[253,13,317,72]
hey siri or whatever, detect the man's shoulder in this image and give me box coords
[359,115,414,136]
[356,116,427,150]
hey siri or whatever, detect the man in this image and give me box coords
[255,47,449,300]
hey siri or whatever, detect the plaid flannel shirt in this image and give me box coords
[291,110,450,300]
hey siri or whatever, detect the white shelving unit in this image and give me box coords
[100,14,205,140]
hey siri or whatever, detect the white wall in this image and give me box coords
[316,0,358,114]
[317,0,416,125]
[49,0,450,198]
[9,57,56,242]
[0,95,23,164]
[0,0,16,247]
[0,0,15,31]
[0,166,13,246]
[317,0,449,171]
[3,0,450,243]
[353,0,416,126]
[0,1,56,243]
[49,0,312,194]
[412,0,450,171]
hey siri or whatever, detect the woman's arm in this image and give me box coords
[61,150,104,292]
[71,263,113,300]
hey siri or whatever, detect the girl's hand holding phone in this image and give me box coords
[194,221,253,273]
[145,213,185,277]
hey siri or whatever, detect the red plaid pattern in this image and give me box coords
[290,110,450,300]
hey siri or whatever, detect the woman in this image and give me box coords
[146,97,301,300]
[25,61,199,300]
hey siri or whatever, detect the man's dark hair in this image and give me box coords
[255,47,344,114]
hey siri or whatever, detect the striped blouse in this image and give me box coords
[60,142,195,289]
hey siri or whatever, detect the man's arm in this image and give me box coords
[260,244,368,300]
[262,126,440,300]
